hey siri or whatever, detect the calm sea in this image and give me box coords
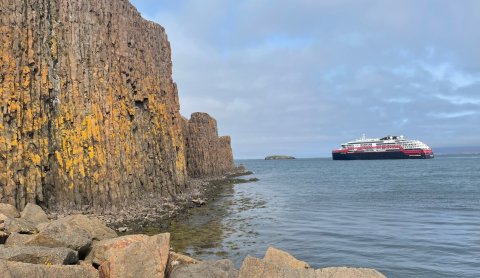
[187,155,480,278]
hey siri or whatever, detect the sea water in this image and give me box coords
[188,155,479,278]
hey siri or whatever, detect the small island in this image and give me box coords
[265,155,296,160]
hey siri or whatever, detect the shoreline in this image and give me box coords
[44,167,255,234]
[0,201,386,277]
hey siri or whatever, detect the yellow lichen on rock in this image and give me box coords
[0,0,234,211]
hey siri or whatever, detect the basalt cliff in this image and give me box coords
[0,0,235,211]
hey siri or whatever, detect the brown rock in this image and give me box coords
[20,203,49,225]
[239,256,315,278]
[0,0,187,211]
[183,113,235,178]
[88,233,170,278]
[0,0,235,213]
[170,259,239,278]
[315,267,387,278]
[0,245,78,265]
[239,250,387,278]
[264,246,310,269]
[166,251,200,276]
[0,204,20,218]
[0,259,99,278]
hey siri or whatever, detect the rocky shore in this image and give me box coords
[39,167,252,229]
[0,203,386,277]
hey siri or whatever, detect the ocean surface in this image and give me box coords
[179,155,480,278]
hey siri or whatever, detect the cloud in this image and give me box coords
[130,0,480,158]
[428,111,477,119]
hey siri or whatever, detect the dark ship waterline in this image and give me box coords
[332,135,434,160]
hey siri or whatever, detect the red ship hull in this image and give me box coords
[332,147,434,160]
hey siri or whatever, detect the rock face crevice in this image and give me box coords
[0,0,234,211]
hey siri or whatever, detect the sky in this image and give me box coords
[130,0,480,158]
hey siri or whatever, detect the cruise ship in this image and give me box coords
[332,135,434,160]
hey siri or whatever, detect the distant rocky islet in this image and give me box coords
[265,155,296,160]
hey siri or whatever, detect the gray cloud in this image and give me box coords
[131,0,480,158]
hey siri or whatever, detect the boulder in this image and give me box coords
[315,267,387,278]
[239,250,387,278]
[166,252,200,277]
[5,233,34,246]
[23,215,117,257]
[3,218,37,234]
[0,259,99,278]
[0,204,20,218]
[0,245,78,265]
[20,203,49,225]
[239,256,316,278]
[87,233,170,278]
[170,259,239,278]
[264,247,310,269]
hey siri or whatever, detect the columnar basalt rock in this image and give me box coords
[0,0,234,212]
[183,113,235,178]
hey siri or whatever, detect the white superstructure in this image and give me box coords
[340,135,431,151]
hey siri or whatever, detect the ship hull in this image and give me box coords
[332,151,434,160]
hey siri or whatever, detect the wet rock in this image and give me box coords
[3,218,37,234]
[87,233,170,278]
[264,247,310,269]
[170,259,239,278]
[192,198,207,206]
[0,259,99,278]
[0,204,20,218]
[22,215,116,257]
[0,246,78,265]
[20,203,49,225]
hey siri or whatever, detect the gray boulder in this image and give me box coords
[20,203,49,225]
[23,214,117,257]
[0,203,20,218]
[5,233,34,246]
[0,245,78,265]
[0,259,99,278]
[170,259,239,278]
[3,218,37,234]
